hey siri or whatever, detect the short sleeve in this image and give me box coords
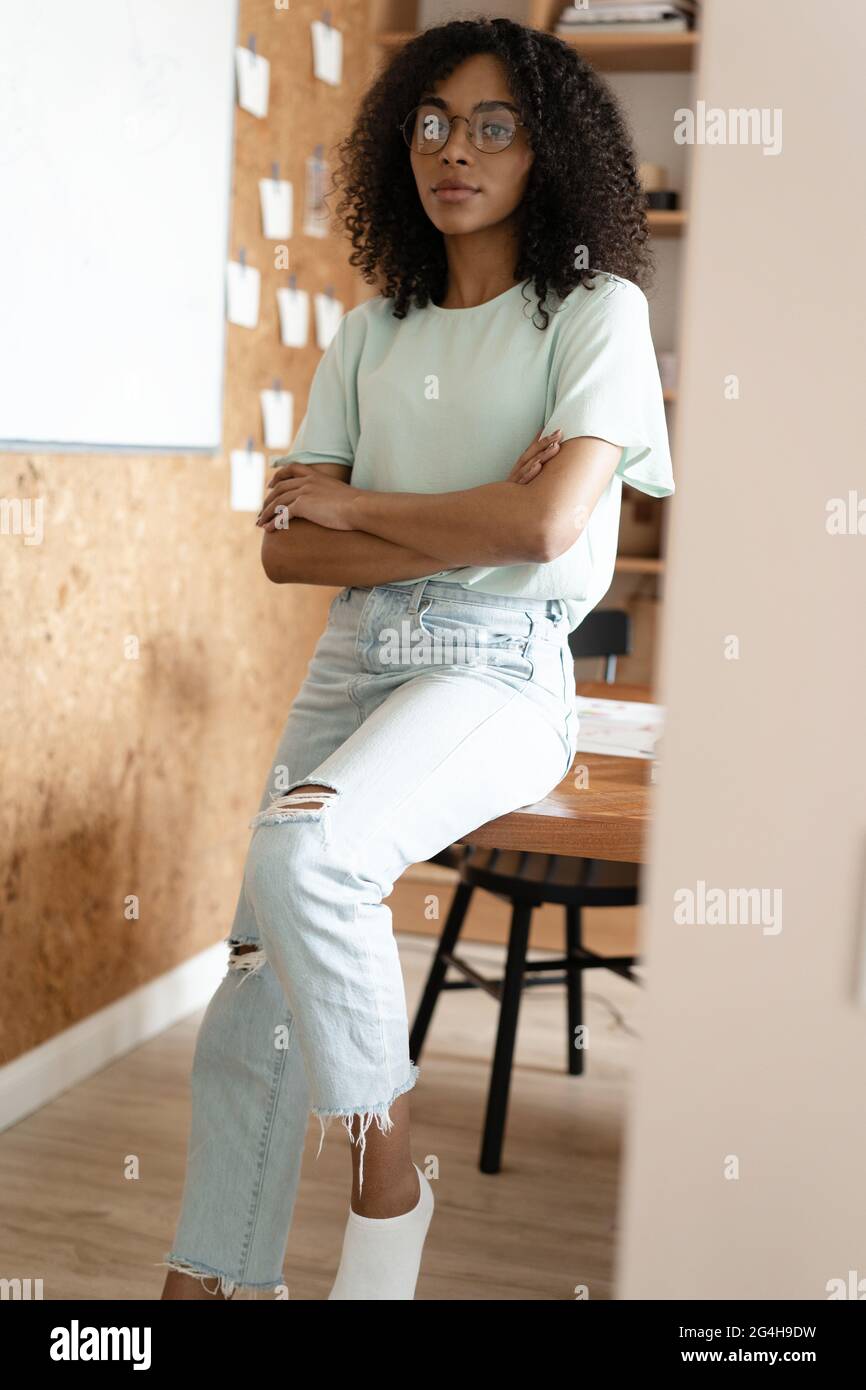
[545,275,674,498]
[276,312,356,471]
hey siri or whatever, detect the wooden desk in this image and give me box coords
[456,682,655,864]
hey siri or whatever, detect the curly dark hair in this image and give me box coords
[330,15,653,329]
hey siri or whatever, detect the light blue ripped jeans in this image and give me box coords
[157,577,579,1295]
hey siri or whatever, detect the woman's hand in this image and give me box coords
[256,462,360,532]
[507,427,562,484]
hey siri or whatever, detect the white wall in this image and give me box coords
[617,0,866,1299]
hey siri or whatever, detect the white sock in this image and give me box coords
[328,1164,434,1301]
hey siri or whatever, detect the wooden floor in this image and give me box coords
[0,879,642,1300]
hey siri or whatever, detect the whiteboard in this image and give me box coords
[0,0,238,451]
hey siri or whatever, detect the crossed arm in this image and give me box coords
[259,434,624,586]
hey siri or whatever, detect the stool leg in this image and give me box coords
[566,904,584,1076]
[480,902,533,1174]
[409,880,474,1062]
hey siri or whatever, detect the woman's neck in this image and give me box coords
[437,227,521,309]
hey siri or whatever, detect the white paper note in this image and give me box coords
[235,45,270,118]
[573,696,665,759]
[230,447,266,512]
[259,178,293,239]
[311,20,343,86]
[260,389,294,449]
[303,153,330,238]
[314,293,344,349]
[226,259,261,328]
[277,286,310,347]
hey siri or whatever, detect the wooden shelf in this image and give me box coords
[558,29,698,72]
[615,555,665,575]
[375,30,698,72]
[375,31,420,48]
[647,208,687,236]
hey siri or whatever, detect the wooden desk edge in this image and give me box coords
[455,810,647,863]
[454,682,656,864]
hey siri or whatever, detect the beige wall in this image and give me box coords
[617,0,866,1298]
[0,0,373,1065]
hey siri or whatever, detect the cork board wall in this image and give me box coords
[0,0,376,1064]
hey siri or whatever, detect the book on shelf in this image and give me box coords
[557,18,689,33]
[559,0,699,12]
[556,1,699,32]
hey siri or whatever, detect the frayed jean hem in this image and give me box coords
[155,1252,284,1299]
[312,1063,421,1194]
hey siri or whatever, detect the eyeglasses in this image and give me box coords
[399,102,526,155]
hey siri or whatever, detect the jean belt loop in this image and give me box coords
[406,578,429,617]
[547,598,564,627]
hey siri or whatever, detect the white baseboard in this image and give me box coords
[0,940,228,1133]
[0,871,457,1134]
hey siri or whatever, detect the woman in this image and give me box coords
[159,16,673,1301]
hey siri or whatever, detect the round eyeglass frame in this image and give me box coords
[398,104,527,155]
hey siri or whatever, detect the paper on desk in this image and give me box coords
[573,695,665,759]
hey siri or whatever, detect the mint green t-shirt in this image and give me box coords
[278,271,674,631]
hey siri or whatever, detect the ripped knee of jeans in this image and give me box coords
[227,939,267,986]
[248,780,340,832]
